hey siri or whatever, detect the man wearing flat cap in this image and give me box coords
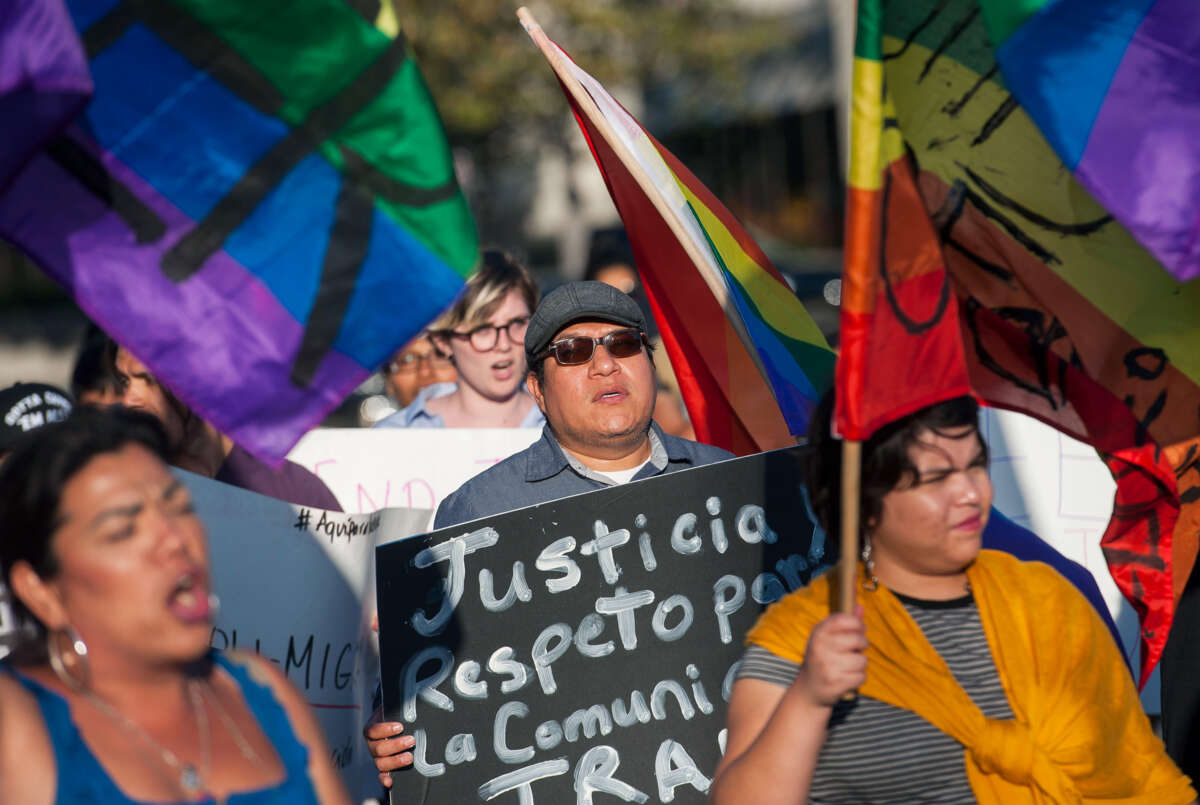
[432,280,732,529]
[366,281,735,781]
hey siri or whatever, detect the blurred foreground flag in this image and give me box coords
[993,0,1200,283]
[520,10,834,455]
[857,0,1200,685]
[0,0,91,189]
[0,0,476,464]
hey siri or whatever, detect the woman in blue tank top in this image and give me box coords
[0,407,351,804]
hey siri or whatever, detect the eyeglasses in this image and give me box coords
[388,351,452,375]
[445,316,530,351]
[537,328,647,366]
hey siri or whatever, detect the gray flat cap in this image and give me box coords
[525,281,646,361]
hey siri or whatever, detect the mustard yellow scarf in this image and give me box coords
[745,550,1193,804]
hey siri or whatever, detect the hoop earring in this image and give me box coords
[48,626,91,692]
[860,539,880,592]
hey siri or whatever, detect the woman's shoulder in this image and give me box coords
[0,669,57,804]
[973,549,1101,623]
[975,549,1082,594]
[219,649,297,699]
[743,570,835,663]
[0,667,49,722]
[217,650,315,736]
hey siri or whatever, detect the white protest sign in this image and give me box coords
[982,407,1159,709]
[288,428,542,516]
[181,470,430,802]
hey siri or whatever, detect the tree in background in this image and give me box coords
[377,0,794,259]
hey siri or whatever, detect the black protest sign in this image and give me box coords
[376,446,831,804]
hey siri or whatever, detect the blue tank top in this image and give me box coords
[9,651,320,804]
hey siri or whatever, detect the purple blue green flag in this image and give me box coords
[0,0,477,464]
[989,0,1200,282]
[0,0,91,189]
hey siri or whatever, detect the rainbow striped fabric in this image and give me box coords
[835,0,971,443]
[0,0,476,464]
[539,33,834,451]
[853,0,1200,685]
[992,0,1200,283]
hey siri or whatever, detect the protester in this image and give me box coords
[653,375,696,440]
[584,244,641,298]
[0,382,73,660]
[364,280,735,786]
[71,324,122,407]
[111,342,342,511]
[374,250,544,429]
[383,332,457,408]
[0,382,72,465]
[433,279,732,527]
[0,407,351,803]
[709,393,1194,805]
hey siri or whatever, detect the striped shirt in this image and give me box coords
[739,592,1013,804]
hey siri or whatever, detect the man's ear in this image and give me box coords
[9,561,67,631]
[527,371,546,413]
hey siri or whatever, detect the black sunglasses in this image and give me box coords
[537,328,647,366]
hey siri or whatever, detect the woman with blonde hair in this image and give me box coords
[375,249,543,429]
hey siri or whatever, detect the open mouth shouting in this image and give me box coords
[167,569,212,624]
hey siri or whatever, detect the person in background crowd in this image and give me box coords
[109,342,342,512]
[71,324,122,407]
[375,249,544,430]
[0,407,350,804]
[364,280,735,786]
[383,332,457,409]
[653,376,696,441]
[0,382,73,661]
[584,245,641,298]
[0,382,72,465]
[709,393,1194,805]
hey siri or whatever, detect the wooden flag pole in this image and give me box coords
[839,439,861,615]
[515,6,775,391]
[838,438,861,700]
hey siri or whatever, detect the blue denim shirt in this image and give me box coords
[433,422,735,529]
[373,382,545,429]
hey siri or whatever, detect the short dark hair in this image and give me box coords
[804,392,986,545]
[70,325,121,401]
[105,337,196,454]
[0,407,169,653]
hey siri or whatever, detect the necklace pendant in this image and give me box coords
[180,763,202,793]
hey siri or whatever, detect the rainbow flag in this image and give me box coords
[836,0,971,443]
[0,0,476,465]
[992,0,1200,283]
[856,0,1200,687]
[523,16,834,453]
[0,0,91,189]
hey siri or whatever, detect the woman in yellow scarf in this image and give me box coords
[709,395,1194,805]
